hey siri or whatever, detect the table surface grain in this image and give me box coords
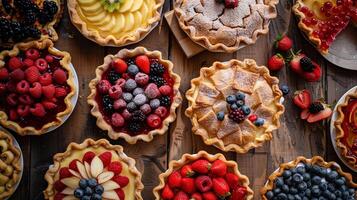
[8,0,357,199]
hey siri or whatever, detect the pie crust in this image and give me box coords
[153,150,254,200]
[0,39,76,136]
[87,47,182,144]
[260,156,357,199]
[334,89,357,169]
[174,0,279,53]
[67,0,164,46]
[185,59,284,153]
[43,138,144,200]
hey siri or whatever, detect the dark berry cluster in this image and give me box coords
[150,61,165,76]
[309,102,324,114]
[160,96,171,107]
[127,122,142,133]
[74,178,104,200]
[300,56,315,72]
[150,76,166,87]
[132,110,145,122]
[107,70,120,84]
[102,95,113,113]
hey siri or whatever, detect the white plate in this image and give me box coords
[329,85,357,173]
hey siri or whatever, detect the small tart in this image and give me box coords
[261,156,357,200]
[153,151,254,200]
[0,130,21,199]
[0,39,76,136]
[335,89,357,169]
[174,0,279,53]
[88,47,182,144]
[43,138,144,200]
[185,59,284,153]
[67,0,164,46]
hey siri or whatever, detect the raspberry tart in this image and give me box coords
[174,0,279,52]
[185,59,284,153]
[335,89,357,170]
[67,0,164,46]
[44,138,143,200]
[153,151,254,200]
[0,39,76,135]
[261,156,357,200]
[293,0,357,54]
[88,47,181,144]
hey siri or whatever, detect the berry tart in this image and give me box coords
[293,0,357,54]
[335,89,357,170]
[153,151,254,200]
[0,39,76,135]
[0,0,63,47]
[0,130,22,199]
[174,0,279,52]
[185,59,284,153]
[44,138,144,200]
[87,47,181,144]
[261,156,357,200]
[67,0,164,46]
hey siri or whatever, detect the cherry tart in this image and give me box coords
[293,0,357,54]
[0,39,76,135]
[88,47,182,144]
[153,151,254,200]
[261,156,357,200]
[44,138,144,200]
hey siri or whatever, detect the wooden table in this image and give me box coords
[9,1,357,199]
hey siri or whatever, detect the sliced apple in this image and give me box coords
[97,171,114,184]
[101,180,120,191]
[90,156,104,178]
[102,190,119,199]
[68,169,81,178]
[61,187,75,195]
[63,195,77,200]
[130,0,143,12]
[84,162,92,179]
[76,161,89,179]
[61,177,80,189]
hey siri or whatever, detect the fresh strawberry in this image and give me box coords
[55,87,68,98]
[45,55,54,63]
[69,159,79,172]
[181,177,196,194]
[17,105,30,117]
[42,100,57,110]
[16,80,30,94]
[99,151,112,167]
[225,173,239,189]
[9,109,18,120]
[293,90,311,110]
[168,171,182,188]
[8,57,23,71]
[161,185,174,200]
[191,193,203,200]
[54,193,65,200]
[115,188,125,200]
[112,175,129,187]
[268,54,285,71]
[29,82,42,98]
[82,151,96,163]
[107,161,122,174]
[6,93,18,106]
[210,160,227,177]
[159,85,172,96]
[25,66,40,83]
[0,68,9,80]
[224,0,239,8]
[146,114,162,128]
[275,34,293,51]
[174,191,189,200]
[112,58,128,74]
[212,177,231,198]
[290,54,321,82]
[35,58,48,72]
[231,186,247,200]
[39,73,52,86]
[25,48,40,60]
[10,68,24,81]
[54,180,66,192]
[59,167,72,179]
[181,165,195,177]
[19,94,33,105]
[135,55,150,74]
[42,84,55,99]
[30,103,46,117]
[191,159,211,174]
[300,108,310,120]
[23,58,34,68]
[195,175,213,192]
[202,192,217,200]
[53,69,67,84]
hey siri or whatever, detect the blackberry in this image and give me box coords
[126,58,135,66]
[309,102,324,114]
[128,122,142,133]
[150,61,165,76]
[149,76,166,87]
[2,0,14,14]
[159,96,171,107]
[37,10,54,25]
[300,57,315,72]
[228,109,245,123]
[11,22,26,42]
[0,18,13,42]
[43,0,58,15]
[24,27,41,39]
[132,110,146,122]
[102,95,114,113]
[107,70,120,84]
[23,12,37,25]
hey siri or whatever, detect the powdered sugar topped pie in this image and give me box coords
[174,0,279,52]
[185,59,284,153]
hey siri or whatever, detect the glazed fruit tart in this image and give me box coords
[174,0,279,52]
[261,156,357,200]
[88,47,181,144]
[293,0,357,54]
[185,59,284,153]
[67,0,164,46]
[44,138,144,200]
[0,130,21,199]
[153,151,254,200]
[0,39,76,135]
[335,89,357,170]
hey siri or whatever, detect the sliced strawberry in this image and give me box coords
[307,107,332,123]
[112,175,129,187]
[107,161,122,174]
[115,188,125,200]
[59,167,72,179]
[82,151,95,163]
[300,109,310,120]
[98,151,112,167]
[293,90,311,110]
[69,159,79,172]
[54,180,66,192]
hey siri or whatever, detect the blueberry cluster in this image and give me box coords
[265,163,356,200]
[74,178,104,200]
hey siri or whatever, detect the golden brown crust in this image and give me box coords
[87,47,182,144]
[153,151,254,200]
[43,138,144,200]
[185,59,284,153]
[261,156,357,199]
[67,0,164,46]
[334,89,357,169]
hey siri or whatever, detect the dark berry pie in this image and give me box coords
[0,39,76,135]
[88,47,182,144]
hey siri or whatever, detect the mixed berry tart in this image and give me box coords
[0,39,76,135]
[87,47,182,144]
[261,156,357,200]
[153,151,254,200]
[185,59,284,153]
[293,0,357,54]
[335,89,357,170]
[44,138,144,200]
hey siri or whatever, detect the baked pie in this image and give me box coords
[334,89,357,170]
[174,0,279,52]
[153,151,254,200]
[88,47,181,144]
[0,130,21,199]
[185,59,284,153]
[67,0,164,46]
[44,138,144,200]
[261,156,357,200]
[293,0,357,54]
[0,39,76,135]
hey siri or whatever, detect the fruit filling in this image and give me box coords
[0,48,71,129]
[341,98,357,159]
[95,55,175,136]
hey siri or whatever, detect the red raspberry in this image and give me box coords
[155,106,168,118]
[0,83,6,95]
[42,84,55,99]
[115,78,126,88]
[19,94,33,105]
[9,109,18,120]
[29,82,42,98]
[8,57,23,71]
[98,151,112,167]
[16,80,30,94]
[111,58,128,74]
[109,85,122,100]
[42,100,57,110]
[111,113,124,127]
[17,104,30,117]
[25,48,40,60]
[135,55,150,74]
[6,93,18,106]
[135,72,149,86]
[145,83,160,99]
[25,66,40,83]
[159,85,172,96]
[39,73,52,86]
[54,180,66,192]
[53,69,67,84]
[59,167,72,179]
[45,55,54,63]
[55,87,67,98]
[6,81,17,92]
[107,161,122,174]
[146,114,162,128]
[69,159,79,172]
[0,68,9,80]
[112,175,129,187]
[35,58,48,72]
[113,99,126,110]
[23,58,34,68]
[30,103,46,117]
[121,109,132,120]
[10,68,24,81]
[97,80,111,94]
[82,151,95,163]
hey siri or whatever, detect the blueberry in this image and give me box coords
[277,193,288,200]
[294,194,302,200]
[79,179,88,189]
[74,188,84,198]
[291,168,297,174]
[327,183,336,192]
[327,171,339,181]
[254,118,265,126]
[282,185,290,193]
[302,197,309,200]
[280,85,290,95]
[311,165,322,174]
[283,170,292,179]
[348,188,355,195]
[306,180,312,187]
[312,176,322,185]
[305,188,312,197]
[312,186,321,197]
[94,185,104,195]
[124,79,137,91]
[303,173,311,181]
[319,168,327,177]
[287,194,294,200]
[230,103,238,110]
[290,187,298,194]
[285,176,293,186]
[298,182,307,191]
[241,105,251,115]
[266,191,274,199]
[82,196,91,200]
[292,173,303,183]
[275,178,284,188]
[236,92,245,100]
[322,190,331,198]
[273,188,281,194]
[319,182,328,191]
[236,100,245,107]
[123,92,133,102]
[133,87,144,96]
[133,94,147,106]
[91,194,102,200]
[216,111,225,121]
[296,166,306,174]
[127,102,137,112]
[128,64,139,76]
[84,187,93,195]
[149,99,160,109]
[335,190,342,197]
[342,191,350,198]
[226,95,236,104]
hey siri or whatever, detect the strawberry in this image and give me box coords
[8,57,23,71]
[53,69,67,84]
[195,175,212,192]
[82,151,96,163]
[25,48,40,60]
[202,192,217,200]
[25,66,40,83]
[210,160,227,177]
[55,87,68,98]
[168,171,182,188]
[0,68,9,80]
[112,175,129,187]
[17,105,30,117]
[42,84,55,99]
[69,159,79,172]
[224,0,239,8]
[35,58,48,72]
[174,191,189,200]
[212,177,231,198]
[115,188,125,200]
[181,177,196,194]
[161,184,174,200]
[99,151,112,167]
[293,90,311,110]
[59,167,72,179]
[10,68,24,81]
[146,114,162,128]
[275,34,293,51]
[16,80,30,94]
[181,165,195,177]
[107,161,123,174]
[191,159,211,174]
[225,173,239,189]
[290,54,321,82]
[54,193,65,200]
[19,94,33,105]
[54,180,66,192]
[39,73,53,86]
[268,54,285,71]
[42,100,57,110]
[29,82,42,98]
[300,108,310,120]
[191,193,203,200]
[9,109,18,120]
[231,186,247,200]
[112,58,128,74]
[30,103,46,117]
[23,58,34,68]
[135,55,150,74]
